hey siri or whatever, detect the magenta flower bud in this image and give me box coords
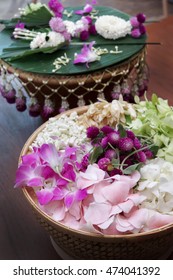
[145,149,153,159]
[118,137,134,151]
[107,131,120,146]
[89,24,97,35]
[137,13,146,24]
[126,130,135,140]
[101,136,109,148]
[130,16,140,28]
[133,137,142,149]
[136,151,147,163]
[85,16,92,25]
[109,168,123,176]
[105,149,117,160]
[80,30,90,41]
[98,157,110,171]
[16,96,27,112]
[86,126,99,139]
[131,28,141,38]
[139,24,146,35]
[101,125,114,135]
[4,89,16,104]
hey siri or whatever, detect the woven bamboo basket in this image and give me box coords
[20,107,173,260]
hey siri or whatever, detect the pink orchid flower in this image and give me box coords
[75,4,93,15]
[73,41,100,68]
[14,165,44,188]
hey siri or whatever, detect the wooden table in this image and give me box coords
[0,16,173,260]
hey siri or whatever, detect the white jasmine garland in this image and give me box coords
[30,31,65,49]
[63,20,76,37]
[95,15,132,40]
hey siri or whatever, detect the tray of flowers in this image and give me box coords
[15,94,173,259]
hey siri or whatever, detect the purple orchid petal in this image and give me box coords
[74,41,99,68]
[65,146,77,160]
[36,189,54,205]
[62,163,76,182]
[75,4,93,15]
[14,165,43,188]
[64,193,75,208]
[53,187,67,200]
[39,143,60,170]
[75,189,88,201]
[27,178,43,187]
[21,152,41,168]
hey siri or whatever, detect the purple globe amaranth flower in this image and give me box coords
[136,151,147,163]
[101,125,114,135]
[49,17,66,33]
[16,96,27,112]
[86,126,99,139]
[107,131,120,146]
[123,93,134,103]
[130,16,140,28]
[139,24,146,35]
[101,136,108,148]
[109,168,123,176]
[118,137,134,151]
[145,149,153,159]
[131,28,141,38]
[104,149,117,160]
[48,0,64,17]
[89,24,97,35]
[98,157,110,171]
[4,89,16,104]
[133,137,142,149]
[80,30,90,41]
[126,130,135,140]
[137,13,146,24]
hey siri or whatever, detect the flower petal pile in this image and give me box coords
[15,95,173,235]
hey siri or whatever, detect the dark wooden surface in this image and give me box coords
[0,13,173,260]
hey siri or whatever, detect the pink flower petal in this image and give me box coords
[84,202,112,224]
[102,181,131,204]
[147,210,173,230]
[77,164,105,189]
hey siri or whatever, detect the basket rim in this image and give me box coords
[20,106,173,240]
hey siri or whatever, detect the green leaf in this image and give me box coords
[123,163,143,175]
[89,146,104,164]
[118,124,127,138]
[0,6,146,74]
[151,93,158,105]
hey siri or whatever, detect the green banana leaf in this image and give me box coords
[0,6,146,75]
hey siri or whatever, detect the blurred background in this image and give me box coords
[0,0,173,20]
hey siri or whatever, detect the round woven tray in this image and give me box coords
[19,107,173,260]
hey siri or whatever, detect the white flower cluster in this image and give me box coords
[30,112,87,151]
[95,15,132,40]
[30,31,65,49]
[137,158,173,214]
